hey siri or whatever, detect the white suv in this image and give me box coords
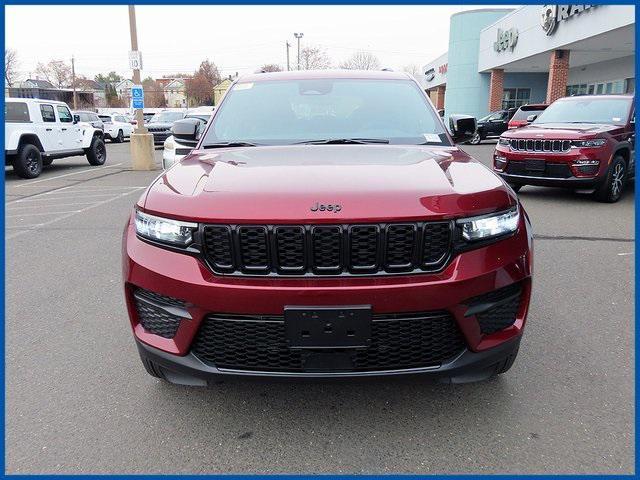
[5,98,107,179]
[99,113,134,143]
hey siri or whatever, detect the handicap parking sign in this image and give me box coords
[131,85,144,109]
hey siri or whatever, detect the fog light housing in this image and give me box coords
[572,159,600,177]
[494,155,507,171]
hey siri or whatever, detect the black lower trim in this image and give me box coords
[135,335,522,383]
[498,171,601,188]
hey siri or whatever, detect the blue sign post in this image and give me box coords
[131,85,144,109]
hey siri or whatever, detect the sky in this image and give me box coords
[6,5,495,82]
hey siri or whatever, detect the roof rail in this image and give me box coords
[381,68,394,72]
[254,68,267,74]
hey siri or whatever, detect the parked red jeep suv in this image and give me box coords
[494,95,635,202]
[123,70,533,385]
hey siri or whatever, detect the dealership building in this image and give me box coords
[421,5,635,119]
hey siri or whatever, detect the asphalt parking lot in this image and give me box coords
[5,141,634,474]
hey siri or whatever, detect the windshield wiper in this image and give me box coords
[202,141,259,149]
[294,138,390,145]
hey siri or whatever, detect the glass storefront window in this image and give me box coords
[568,79,630,96]
[502,88,531,109]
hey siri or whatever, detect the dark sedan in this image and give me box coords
[469,108,517,145]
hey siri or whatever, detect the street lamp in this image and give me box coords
[293,32,304,70]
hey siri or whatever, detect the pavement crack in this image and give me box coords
[534,234,634,243]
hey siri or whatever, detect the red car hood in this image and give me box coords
[141,145,515,223]
[503,122,622,138]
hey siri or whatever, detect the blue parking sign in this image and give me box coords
[131,85,144,109]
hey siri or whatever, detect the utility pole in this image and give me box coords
[71,55,77,110]
[128,5,154,170]
[294,32,304,70]
[286,41,291,71]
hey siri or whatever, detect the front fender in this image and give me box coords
[81,127,102,148]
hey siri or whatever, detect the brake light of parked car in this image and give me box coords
[508,120,527,130]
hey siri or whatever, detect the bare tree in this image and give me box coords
[299,46,331,70]
[186,73,214,106]
[35,59,72,88]
[339,51,380,70]
[198,59,221,86]
[142,78,167,108]
[5,49,18,87]
[402,64,421,79]
[260,63,282,72]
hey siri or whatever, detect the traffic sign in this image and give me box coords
[131,85,144,109]
[129,51,143,70]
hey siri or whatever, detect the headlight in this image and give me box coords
[498,137,511,146]
[458,207,519,242]
[571,139,606,148]
[135,209,197,246]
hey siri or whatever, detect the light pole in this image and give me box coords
[285,41,291,71]
[294,33,304,70]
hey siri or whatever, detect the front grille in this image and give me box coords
[202,222,453,276]
[505,161,572,178]
[509,138,571,153]
[147,127,169,133]
[134,289,186,339]
[465,283,522,335]
[191,311,466,372]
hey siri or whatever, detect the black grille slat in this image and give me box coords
[191,311,466,372]
[385,224,416,270]
[203,226,234,271]
[238,226,270,273]
[202,222,452,276]
[465,283,522,335]
[422,222,452,265]
[275,227,305,273]
[312,226,343,273]
[349,225,380,272]
[134,289,186,339]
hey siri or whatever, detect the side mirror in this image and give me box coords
[449,114,477,144]
[171,118,204,146]
[526,114,537,123]
[73,115,80,124]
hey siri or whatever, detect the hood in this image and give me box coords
[503,122,622,138]
[147,122,174,130]
[142,145,515,223]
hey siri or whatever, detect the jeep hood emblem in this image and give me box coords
[310,202,342,213]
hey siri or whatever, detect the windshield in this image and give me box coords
[98,115,112,123]
[149,111,184,123]
[203,78,448,146]
[534,98,631,125]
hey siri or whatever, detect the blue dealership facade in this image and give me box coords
[421,5,635,120]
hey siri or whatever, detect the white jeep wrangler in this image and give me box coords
[5,98,107,179]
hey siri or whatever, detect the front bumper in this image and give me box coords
[123,211,533,379]
[493,144,609,187]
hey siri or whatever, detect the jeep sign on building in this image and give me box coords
[420,5,634,120]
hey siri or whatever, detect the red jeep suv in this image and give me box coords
[494,95,635,202]
[123,70,533,385]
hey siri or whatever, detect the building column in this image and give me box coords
[546,49,570,104]
[434,85,446,110]
[488,69,504,112]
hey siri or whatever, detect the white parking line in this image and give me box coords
[14,193,131,203]
[7,202,105,210]
[7,210,80,218]
[12,163,124,187]
[6,188,144,240]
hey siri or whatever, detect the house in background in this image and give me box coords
[20,78,56,89]
[164,78,187,107]
[115,79,135,105]
[75,78,107,107]
[213,75,237,105]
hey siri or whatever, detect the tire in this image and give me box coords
[594,156,626,203]
[116,130,124,143]
[508,183,522,193]
[140,356,167,380]
[86,136,107,166]
[13,144,43,179]
[43,157,54,166]
[469,132,482,145]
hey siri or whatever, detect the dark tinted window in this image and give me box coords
[205,78,447,146]
[40,104,56,122]
[6,102,30,122]
[57,106,73,123]
[99,115,112,123]
[511,105,547,122]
